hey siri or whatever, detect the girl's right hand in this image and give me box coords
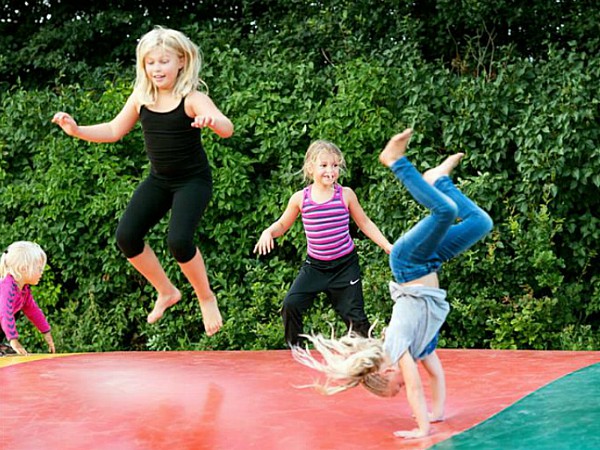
[393,428,428,439]
[254,230,275,255]
[9,339,28,356]
[52,112,79,136]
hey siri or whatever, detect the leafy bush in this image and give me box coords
[1,22,598,353]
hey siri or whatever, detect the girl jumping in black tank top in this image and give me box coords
[53,26,233,336]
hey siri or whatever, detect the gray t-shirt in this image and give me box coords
[383,282,449,364]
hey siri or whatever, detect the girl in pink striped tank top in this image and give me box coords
[254,140,392,346]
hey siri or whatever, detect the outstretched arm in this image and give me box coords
[254,191,302,255]
[394,352,430,439]
[344,187,392,254]
[52,94,139,143]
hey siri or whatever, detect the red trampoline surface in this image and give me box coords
[1,349,599,450]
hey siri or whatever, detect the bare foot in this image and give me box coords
[422,153,465,185]
[379,128,413,167]
[199,294,223,336]
[147,288,181,324]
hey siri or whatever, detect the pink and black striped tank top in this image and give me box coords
[301,184,354,261]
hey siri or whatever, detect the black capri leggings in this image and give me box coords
[115,171,212,263]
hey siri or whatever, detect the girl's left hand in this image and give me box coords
[191,116,217,129]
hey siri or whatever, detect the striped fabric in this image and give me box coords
[301,184,354,261]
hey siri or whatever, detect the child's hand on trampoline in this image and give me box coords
[393,428,428,439]
[9,339,28,356]
[44,332,56,353]
[429,412,444,423]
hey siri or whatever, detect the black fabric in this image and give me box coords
[281,249,371,346]
[140,99,209,179]
[115,170,212,262]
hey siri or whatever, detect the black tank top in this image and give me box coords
[140,98,209,179]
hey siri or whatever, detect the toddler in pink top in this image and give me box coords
[0,241,55,356]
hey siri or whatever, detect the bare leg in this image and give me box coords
[128,244,181,324]
[422,153,465,185]
[179,248,223,336]
[379,128,413,167]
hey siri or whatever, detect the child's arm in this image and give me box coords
[421,351,445,422]
[254,191,302,255]
[21,291,53,354]
[43,331,56,354]
[52,94,139,143]
[344,187,392,254]
[187,91,234,138]
[394,352,430,439]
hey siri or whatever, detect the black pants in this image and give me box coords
[115,170,212,263]
[281,249,371,346]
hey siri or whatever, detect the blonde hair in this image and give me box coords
[0,241,47,284]
[292,331,390,396]
[301,140,347,183]
[133,26,208,106]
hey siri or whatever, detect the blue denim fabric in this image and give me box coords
[417,331,440,359]
[389,157,493,284]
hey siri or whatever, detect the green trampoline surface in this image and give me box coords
[433,362,600,450]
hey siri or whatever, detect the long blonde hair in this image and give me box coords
[0,241,47,284]
[133,26,208,106]
[301,140,347,183]
[292,331,389,396]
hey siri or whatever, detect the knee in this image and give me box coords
[115,226,143,258]
[437,198,458,223]
[281,297,298,313]
[167,236,195,263]
[477,209,494,234]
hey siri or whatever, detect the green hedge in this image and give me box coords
[1,32,598,352]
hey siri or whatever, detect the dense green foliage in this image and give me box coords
[1,1,598,352]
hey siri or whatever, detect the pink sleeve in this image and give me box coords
[0,279,20,340]
[21,287,51,334]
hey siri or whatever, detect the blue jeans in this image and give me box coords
[389,157,493,283]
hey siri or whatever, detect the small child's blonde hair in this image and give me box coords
[301,140,347,183]
[292,331,390,396]
[133,26,208,106]
[0,241,47,284]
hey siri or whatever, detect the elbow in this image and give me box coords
[219,124,234,138]
[217,118,234,138]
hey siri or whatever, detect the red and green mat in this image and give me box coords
[1,350,599,449]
